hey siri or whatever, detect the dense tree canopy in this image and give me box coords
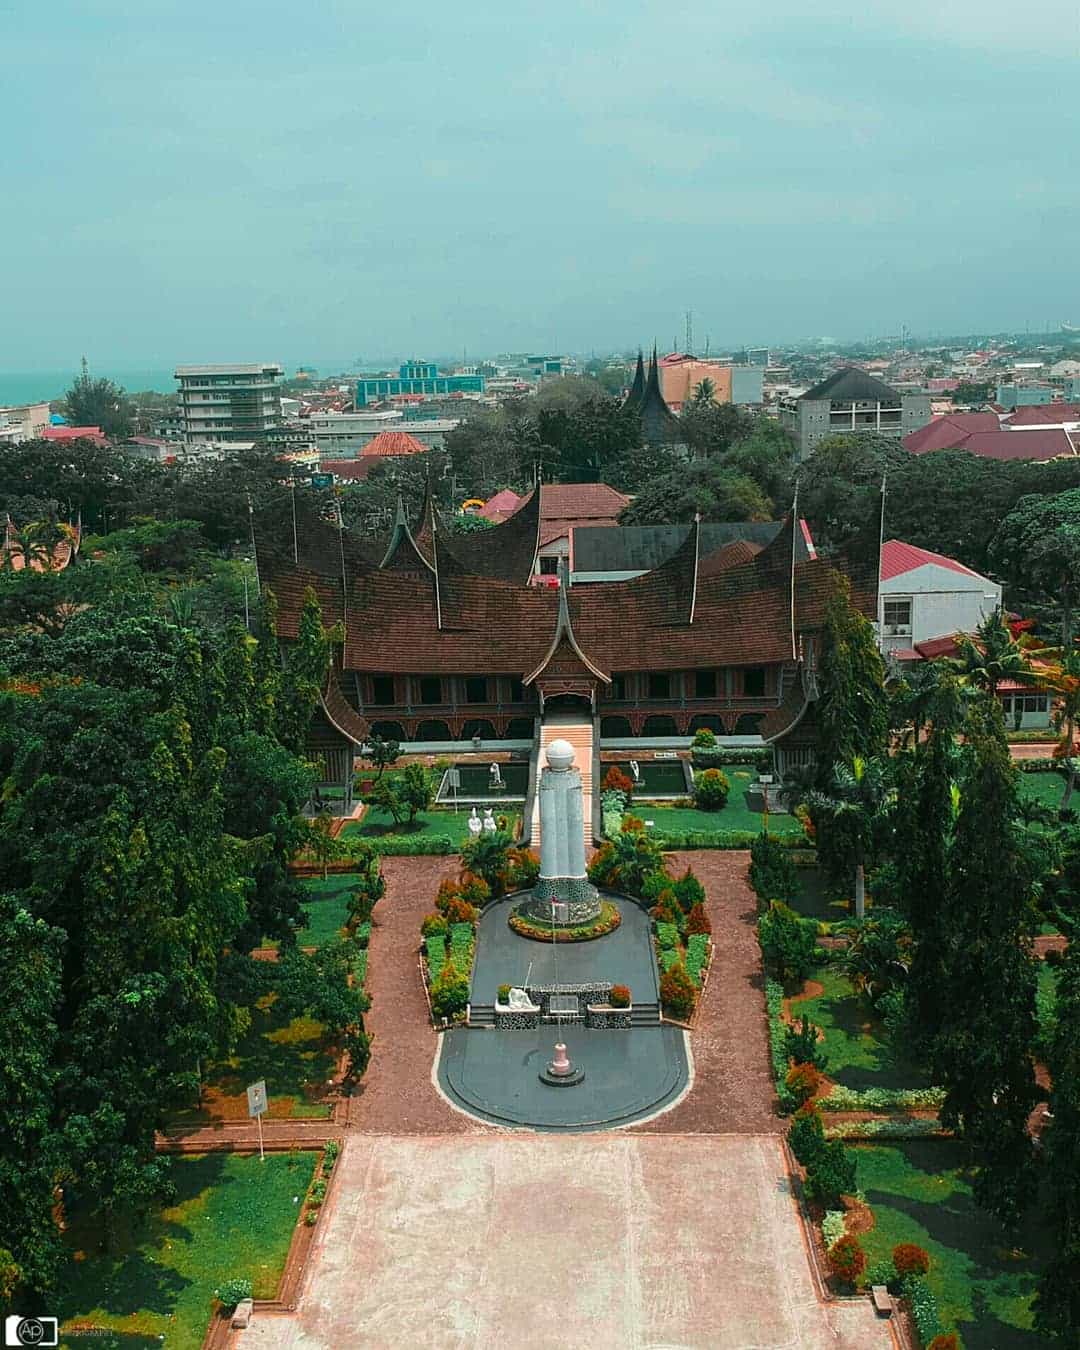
[990,488,1080,646]
[61,360,134,439]
[617,459,772,524]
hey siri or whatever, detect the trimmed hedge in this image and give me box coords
[1015,758,1064,774]
[449,921,474,972]
[822,1085,946,1111]
[824,1118,944,1141]
[765,978,797,1112]
[425,933,447,981]
[902,1273,944,1345]
[656,922,679,950]
[650,827,810,850]
[692,746,773,769]
[352,834,454,857]
[686,933,709,986]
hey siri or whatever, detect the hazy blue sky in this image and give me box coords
[2,0,1077,370]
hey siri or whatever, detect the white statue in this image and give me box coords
[489,761,502,787]
[508,987,535,1010]
[629,759,641,782]
[482,807,497,833]
[468,806,482,838]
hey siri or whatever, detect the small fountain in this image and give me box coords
[539,1039,585,1087]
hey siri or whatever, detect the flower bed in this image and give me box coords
[508,899,622,942]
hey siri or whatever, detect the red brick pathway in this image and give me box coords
[632,850,780,1134]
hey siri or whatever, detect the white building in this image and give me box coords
[879,539,1000,657]
[303,410,459,457]
[879,539,1051,729]
[0,402,50,443]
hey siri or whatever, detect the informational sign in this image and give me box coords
[758,774,774,785]
[311,473,334,489]
[246,1080,268,1118]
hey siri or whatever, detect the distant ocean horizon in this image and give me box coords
[0,360,360,407]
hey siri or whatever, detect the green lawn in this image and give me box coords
[296,873,357,947]
[1016,768,1070,813]
[639,763,803,839]
[56,1151,317,1350]
[857,1141,1046,1349]
[341,806,519,846]
[172,993,337,1122]
[794,967,929,1092]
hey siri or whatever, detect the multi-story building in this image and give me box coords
[656,355,764,411]
[355,360,484,408]
[995,384,1054,409]
[778,368,930,459]
[303,410,459,458]
[174,363,284,445]
[0,402,50,443]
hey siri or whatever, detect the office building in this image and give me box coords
[355,360,484,408]
[174,363,284,445]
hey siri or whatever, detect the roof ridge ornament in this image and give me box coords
[524,556,610,686]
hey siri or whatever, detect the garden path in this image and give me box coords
[630,849,780,1134]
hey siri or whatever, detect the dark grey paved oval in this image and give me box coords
[469,892,660,1007]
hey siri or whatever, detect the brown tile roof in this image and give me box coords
[320,675,370,744]
[255,506,872,678]
[361,430,427,458]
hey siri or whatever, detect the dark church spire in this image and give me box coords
[624,350,646,408]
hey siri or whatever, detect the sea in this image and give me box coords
[0,368,180,405]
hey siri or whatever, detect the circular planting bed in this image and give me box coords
[509,899,622,943]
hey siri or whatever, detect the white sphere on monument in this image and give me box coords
[546,738,575,771]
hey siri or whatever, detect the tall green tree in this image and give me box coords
[948,610,1043,698]
[616,458,771,524]
[808,755,891,920]
[1035,933,1080,1341]
[814,575,889,787]
[930,703,1039,1226]
[990,488,1080,647]
[61,359,134,439]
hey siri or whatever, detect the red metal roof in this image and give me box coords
[958,430,1076,461]
[41,425,107,445]
[903,412,1000,453]
[880,539,985,582]
[1004,402,1080,426]
[360,430,427,458]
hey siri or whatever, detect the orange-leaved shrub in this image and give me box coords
[892,1243,931,1278]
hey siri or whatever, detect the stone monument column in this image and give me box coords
[527,738,600,924]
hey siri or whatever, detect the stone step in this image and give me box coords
[468,1004,495,1027]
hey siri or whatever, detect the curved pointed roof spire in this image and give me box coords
[624,350,646,408]
[636,344,687,448]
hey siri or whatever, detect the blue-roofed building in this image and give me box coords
[355,360,485,407]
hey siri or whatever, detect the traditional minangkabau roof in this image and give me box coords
[525,559,611,686]
[430,484,541,587]
[624,351,646,410]
[637,347,688,447]
[800,367,904,404]
[253,500,875,678]
[320,673,370,744]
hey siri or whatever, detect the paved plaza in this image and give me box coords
[245,1134,894,1350]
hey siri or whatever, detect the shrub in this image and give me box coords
[217,1278,253,1310]
[685,902,711,935]
[507,847,540,889]
[765,980,797,1112]
[457,871,491,907]
[693,767,731,810]
[758,902,817,984]
[430,962,469,1018]
[685,933,709,986]
[822,1085,946,1111]
[443,896,479,926]
[785,1062,820,1106]
[424,933,447,981]
[692,727,717,748]
[892,1244,931,1279]
[827,1235,866,1288]
[435,878,462,913]
[788,1105,826,1167]
[602,765,635,797]
[621,813,645,834]
[421,913,448,938]
[651,899,681,928]
[927,1336,960,1350]
[824,1118,943,1141]
[323,1140,340,1167]
[865,1258,898,1291]
[304,1209,318,1226]
[659,962,696,1019]
[821,1209,846,1249]
[497,983,511,1004]
[641,871,676,904]
[656,922,679,951]
[610,984,631,1008]
[804,1139,857,1207]
[902,1275,944,1345]
[672,867,706,913]
[749,831,798,905]
[785,1014,827,1070]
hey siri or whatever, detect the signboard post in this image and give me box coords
[758,773,774,836]
[311,473,334,489]
[448,767,461,814]
[246,1079,268,1160]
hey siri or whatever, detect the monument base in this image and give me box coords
[526,876,601,925]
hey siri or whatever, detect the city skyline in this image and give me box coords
[2,0,1077,368]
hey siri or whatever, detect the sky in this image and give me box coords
[2,0,1078,371]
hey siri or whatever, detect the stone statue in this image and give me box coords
[468,806,482,838]
[482,807,497,833]
[489,761,502,788]
[526,738,600,924]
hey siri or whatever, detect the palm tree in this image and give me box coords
[947,610,1044,699]
[807,756,892,920]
